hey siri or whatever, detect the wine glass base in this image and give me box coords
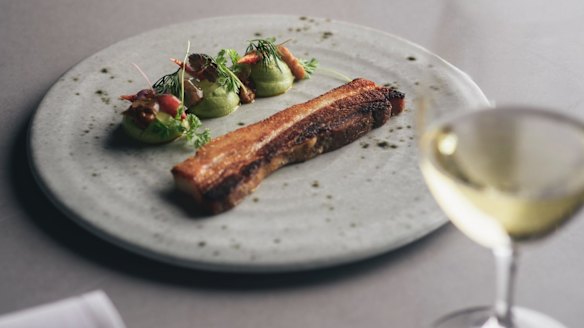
[433,306,567,328]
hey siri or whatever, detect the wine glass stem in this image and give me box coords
[492,245,518,327]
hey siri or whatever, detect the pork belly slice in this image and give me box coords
[172,78,405,214]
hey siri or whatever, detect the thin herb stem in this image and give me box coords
[180,41,190,116]
[131,63,154,91]
[316,66,352,82]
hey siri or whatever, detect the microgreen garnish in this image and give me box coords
[214,49,244,94]
[144,113,209,147]
[219,48,241,68]
[299,58,319,78]
[184,114,210,148]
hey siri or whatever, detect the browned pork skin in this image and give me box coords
[172,78,405,214]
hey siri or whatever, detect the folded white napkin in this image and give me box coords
[0,290,126,328]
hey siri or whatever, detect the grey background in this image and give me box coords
[1,0,583,327]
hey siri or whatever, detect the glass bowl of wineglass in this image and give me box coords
[416,1,584,327]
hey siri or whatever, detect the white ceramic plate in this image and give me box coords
[28,15,488,272]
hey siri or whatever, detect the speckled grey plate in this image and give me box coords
[28,15,488,272]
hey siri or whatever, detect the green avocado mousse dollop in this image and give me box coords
[190,79,240,118]
[250,58,294,97]
[122,111,184,144]
[120,88,209,147]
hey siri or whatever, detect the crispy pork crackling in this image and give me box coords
[172,78,405,214]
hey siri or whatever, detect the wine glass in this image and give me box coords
[416,1,584,327]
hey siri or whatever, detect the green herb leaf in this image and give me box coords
[226,49,241,67]
[214,49,244,94]
[184,113,210,148]
[149,117,183,140]
[299,58,319,78]
[146,114,209,149]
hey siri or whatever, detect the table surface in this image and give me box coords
[1,1,583,327]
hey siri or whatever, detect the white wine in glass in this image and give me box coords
[419,106,584,327]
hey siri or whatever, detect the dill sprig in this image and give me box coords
[246,37,282,67]
[184,114,210,147]
[152,69,181,98]
[299,58,319,78]
[214,49,244,94]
